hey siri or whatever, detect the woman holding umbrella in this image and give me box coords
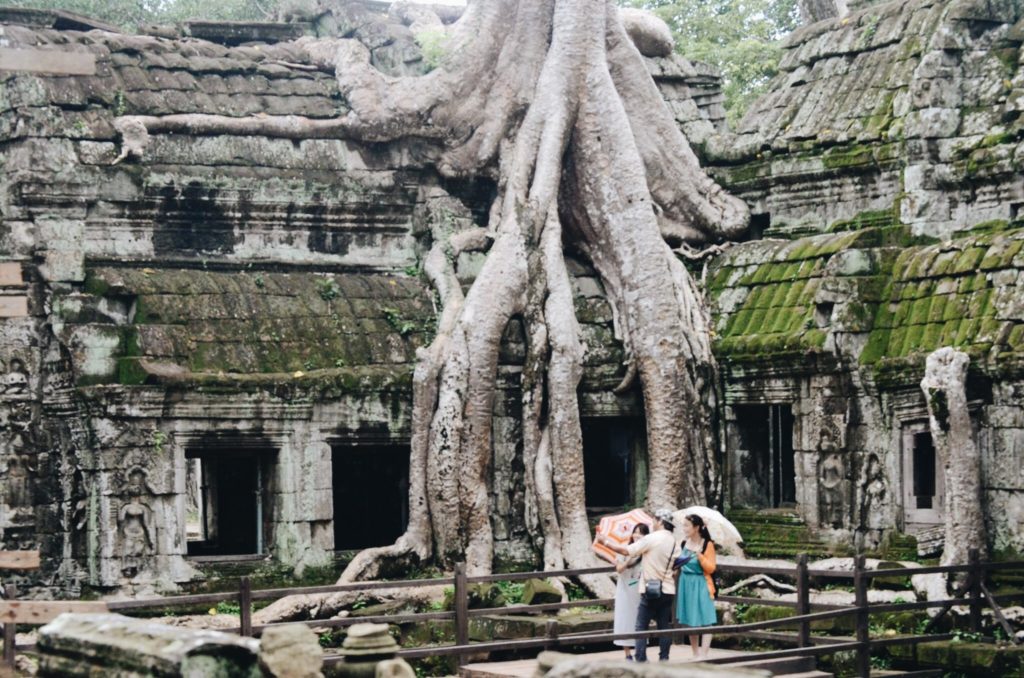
[673,513,717,658]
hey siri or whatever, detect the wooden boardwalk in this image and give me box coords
[461,647,752,677]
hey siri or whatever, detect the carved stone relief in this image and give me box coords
[859,452,889,530]
[117,467,155,577]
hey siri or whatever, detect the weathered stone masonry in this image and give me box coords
[704,0,1024,554]
[1,0,1023,595]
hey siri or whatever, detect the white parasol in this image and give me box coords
[673,506,743,550]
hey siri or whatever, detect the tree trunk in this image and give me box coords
[115,0,748,618]
[920,347,987,570]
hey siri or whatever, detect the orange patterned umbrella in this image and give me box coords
[592,508,655,564]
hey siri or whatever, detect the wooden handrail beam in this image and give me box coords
[0,600,108,624]
[0,551,40,571]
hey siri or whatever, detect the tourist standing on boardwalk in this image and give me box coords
[599,508,678,662]
[674,513,717,658]
[613,523,650,660]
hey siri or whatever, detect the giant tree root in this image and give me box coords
[253,584,447,625]
[114,0,748,620]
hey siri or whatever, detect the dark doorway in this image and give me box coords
[582,418,644,511]
[734,404,795,508]
[186,450,268,556]
[332,444,409,550]
[912,431,936,510]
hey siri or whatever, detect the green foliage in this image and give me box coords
[412,655,457,678]
[870,654,892,669]
[620,0,799,125]
[318,629,344,648]
[495,580,525,604]
[112,90,127,116]
[151,429,167,453]
[215,600,240,615]
[951,629,983,643]
[6,0,279,30]
[382,306,435,338]
[415,28,449,72]
[564,582,590,601]
[316,278,340,301]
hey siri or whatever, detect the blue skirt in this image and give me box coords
[675,571,717,627]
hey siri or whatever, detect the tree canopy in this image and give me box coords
[623,0,800,126]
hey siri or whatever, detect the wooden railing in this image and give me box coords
[3,549,1023,677]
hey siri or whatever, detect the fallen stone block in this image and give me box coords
[37,613,261,678]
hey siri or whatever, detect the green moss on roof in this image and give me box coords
[709,226,1024,370]
[82,267,436,380]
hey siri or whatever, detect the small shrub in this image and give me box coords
[415,29,449,71]
[317,278,340,301]
[215,601,240,615]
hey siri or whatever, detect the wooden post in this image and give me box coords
[239,577,252,637]
[853,555,870,678]
[454,562,469,666]
[968,548,982,634]
[796,553,810,648]
[544,619,559,651]
[3,585,16,669]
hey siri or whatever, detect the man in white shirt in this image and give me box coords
[599,508,678,662]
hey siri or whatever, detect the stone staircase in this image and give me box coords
[727,508,833,559]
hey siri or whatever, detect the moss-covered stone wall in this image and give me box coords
[708,220,1024,551]
[703,0,1023,241]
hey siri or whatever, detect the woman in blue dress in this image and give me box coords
[673,514,717,658]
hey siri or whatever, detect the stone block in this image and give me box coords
[0,295,29,317]
[825,249,876,277]
[39,250,85,282]
[988,406,1023,429]
[300,488,333,523]
[37,613,261,677]
[0,262,24,287]
[986,490,1024,553]
[310,520,334,552]
[521,578,562,605]
[903,107,961,139]
[258,624,323,678]
[983,428,1024,489]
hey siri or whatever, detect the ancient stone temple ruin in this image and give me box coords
[1,0,1022,594]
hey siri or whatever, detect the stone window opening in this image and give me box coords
[582,417,647,513]
[814,302,834,328]
[331,443,410,551]
[912,432,936,509]
[746,213,770,241]
[901,423,945,526]
[733,404,796,508]
[186,449,272,557]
